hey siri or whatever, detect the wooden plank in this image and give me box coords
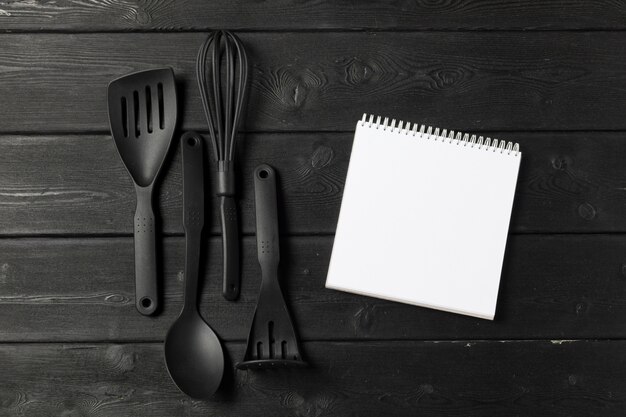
[2,1,626,31]
[0,235,624,342]
[0,133,348,236]
[1,340,624,416]
[2,132,626,236]
[1,32,626,133]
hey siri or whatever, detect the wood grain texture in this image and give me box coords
[1,0,626,31]
[1,340,624,417]
[0,3,623,415]
[3,132,626,236]
[1,32,626,133]
[0,133,348,236]
[0,234,624,342]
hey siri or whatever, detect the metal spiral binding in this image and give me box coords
[359,113,520,156]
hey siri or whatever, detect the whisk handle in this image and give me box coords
[220,196,240,300]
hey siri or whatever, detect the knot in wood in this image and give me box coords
[105,345,137,373]
[551,156,571,170]
[310,146,334,169]
[429,67,469,89]
[577,202,596,221]
[345,58,374,85]
[354,304,375,334]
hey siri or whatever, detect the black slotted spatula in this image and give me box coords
[237,164,306,369]
[107,68,177,315]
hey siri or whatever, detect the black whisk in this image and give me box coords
[197,30,249,301]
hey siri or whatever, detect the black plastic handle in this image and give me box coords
[181,132,205,312]
[253,164,280,286]
[220,196,240,300]
[134,184,158,315]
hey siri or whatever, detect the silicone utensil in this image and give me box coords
[196,30,249,301]
[107,68,177,315]
[237,164,306,369]
[164,132,224,398]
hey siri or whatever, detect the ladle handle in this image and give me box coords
[134,185,158,315]
[182,132,205,311]
[253,164,280,289]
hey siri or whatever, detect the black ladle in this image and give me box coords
[164,132,224,399]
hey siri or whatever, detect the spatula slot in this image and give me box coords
[145,86,153,133]
[133,90,140,137]
[158,82,164,130]
[121,97,129,138]
[256,341,263,359]
[268,321,275,358]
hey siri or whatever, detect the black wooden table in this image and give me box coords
[1,2,625,416]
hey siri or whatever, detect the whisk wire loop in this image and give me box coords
[196,30,248,165]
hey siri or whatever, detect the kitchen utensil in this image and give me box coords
[237,164,306,369]
[107,68,177,315]
[164,132,224,398]
[196,30,249,301]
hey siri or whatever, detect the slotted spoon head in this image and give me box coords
[107,68,177,187]
[236,289,307,370]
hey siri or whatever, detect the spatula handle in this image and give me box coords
[134,185,158,315]
[253,164,280,285]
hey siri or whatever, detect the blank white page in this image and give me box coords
[326,115,521,320]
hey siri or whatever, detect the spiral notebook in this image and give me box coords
[326,114,522,320]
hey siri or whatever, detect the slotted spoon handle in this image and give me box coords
[134,184,158,315]
[254,164,280,286]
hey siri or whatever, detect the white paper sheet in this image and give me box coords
[325,116,521,320]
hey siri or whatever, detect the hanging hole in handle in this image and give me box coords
[258,169,269,179]
[140,297,152,309]
[187,136,199,147]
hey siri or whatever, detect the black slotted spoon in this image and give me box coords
[237,164,306,369]
[107,68,177,315]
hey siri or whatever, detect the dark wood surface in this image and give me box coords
[2,341,624,417]
[4,131,626,236]
[0,235,625,343]
[2,33,626,133]
[1,2,625,416]
[2,0,626,31]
